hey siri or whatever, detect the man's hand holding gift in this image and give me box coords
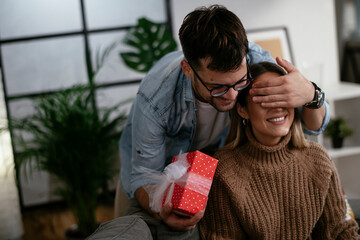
[144,151,218,231]
[159,202,204,231]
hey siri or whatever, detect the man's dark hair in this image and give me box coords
[179,5,248,72]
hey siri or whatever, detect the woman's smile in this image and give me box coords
[267,115,287,124]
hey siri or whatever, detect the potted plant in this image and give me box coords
[0,34,132,238]
[4,85,128,238]
[324,117,353,148]
[1,17,177,238]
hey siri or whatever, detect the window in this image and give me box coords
[0,0,173,206]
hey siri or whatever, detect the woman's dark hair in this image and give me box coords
[179,5,248,72]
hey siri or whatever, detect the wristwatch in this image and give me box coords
[304,82,325,109]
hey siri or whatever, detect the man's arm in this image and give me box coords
[129,98,204,231]
[135,187,160,219]
[249,57,328,132]
[301,105,326,131]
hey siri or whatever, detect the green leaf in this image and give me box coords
[324,117,353,139]
[120,17,177,72]
[95,40,120,73]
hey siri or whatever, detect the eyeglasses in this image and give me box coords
[186,60,253,97]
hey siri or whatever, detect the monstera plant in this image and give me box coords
[120,17,178,72]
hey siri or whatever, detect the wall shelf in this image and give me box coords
[325,82,360,102]
[328,146,360,159]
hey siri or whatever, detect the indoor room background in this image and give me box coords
[0,0,359,239]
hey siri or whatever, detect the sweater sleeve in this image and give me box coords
[311,167,360,239]
[199,172,246,240]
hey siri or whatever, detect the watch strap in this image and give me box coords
[304,82,325,109]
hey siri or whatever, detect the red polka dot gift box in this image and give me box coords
[162,151,218,217]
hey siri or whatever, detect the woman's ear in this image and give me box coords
[181,60,192,79]
[237,103,249,120]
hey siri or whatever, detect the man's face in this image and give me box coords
[184,57,248,112]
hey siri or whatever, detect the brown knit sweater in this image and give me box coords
[199,128,360,240]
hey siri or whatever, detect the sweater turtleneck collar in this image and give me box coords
[243,126,293,165]
[245,126,292,152]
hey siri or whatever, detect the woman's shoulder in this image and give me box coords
[303,141,332,166]
[213,147,252,194]
[214,147,244,167]
[298,141,336,184]
[213,147,252,177]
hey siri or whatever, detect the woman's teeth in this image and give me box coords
[268,116,285,122]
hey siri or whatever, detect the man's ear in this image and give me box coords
[237,103,249,120]
[181,60,192,79]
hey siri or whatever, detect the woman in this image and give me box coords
[199,62,359,239]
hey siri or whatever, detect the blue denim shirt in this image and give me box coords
[119,42,330,198]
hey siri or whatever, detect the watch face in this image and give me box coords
[316,89,321,102]
[318,91,325,107]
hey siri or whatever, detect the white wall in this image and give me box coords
[170,0,339,92]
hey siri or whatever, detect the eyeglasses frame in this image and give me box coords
[186,59,253,97]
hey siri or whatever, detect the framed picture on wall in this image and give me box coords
[247,26,295,65]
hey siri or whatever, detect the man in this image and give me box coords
[89,5,329,240]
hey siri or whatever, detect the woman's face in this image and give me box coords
[237,72,294,146]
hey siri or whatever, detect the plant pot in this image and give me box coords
[332,137,344,149]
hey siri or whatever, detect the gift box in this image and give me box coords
[162,150,218,217]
